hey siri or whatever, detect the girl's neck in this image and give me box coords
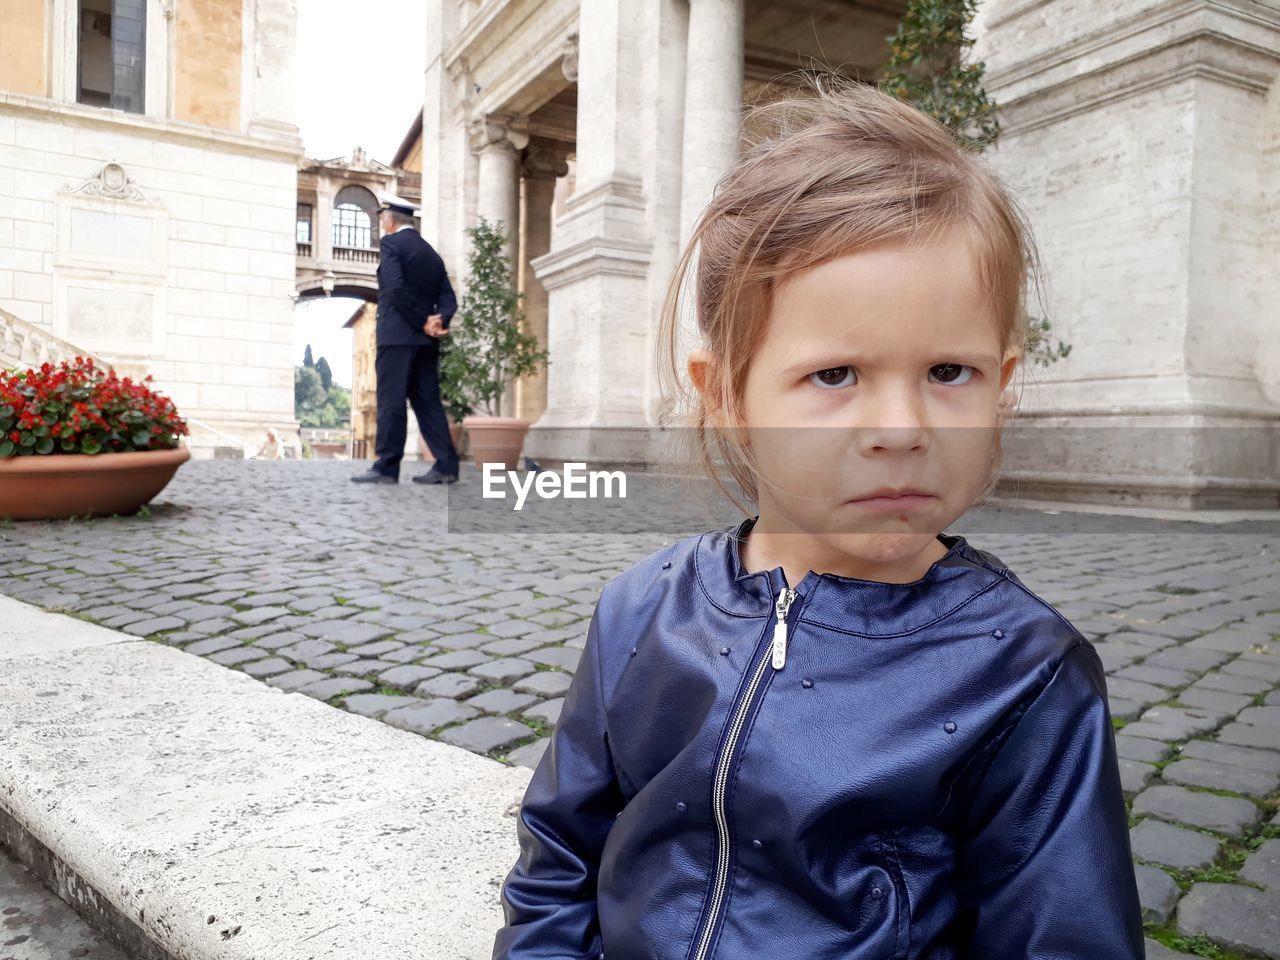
[739,515,951,587]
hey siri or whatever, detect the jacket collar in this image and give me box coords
[694,515,1006,637]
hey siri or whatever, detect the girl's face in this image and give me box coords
[732,226,1020,574]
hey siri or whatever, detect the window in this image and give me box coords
[332,204,371,249]
[332,186,379,249]
[296,204,313,244]
[77,0,146,113]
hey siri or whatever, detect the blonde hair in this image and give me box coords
[657,76,1039,516]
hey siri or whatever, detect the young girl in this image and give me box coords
[492,80,1143,959]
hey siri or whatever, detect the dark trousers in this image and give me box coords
[374,345,459,479]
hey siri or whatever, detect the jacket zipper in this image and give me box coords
[691,585,798,960]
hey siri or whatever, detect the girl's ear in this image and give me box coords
[687,348,731,430]
[997,347,1023,419]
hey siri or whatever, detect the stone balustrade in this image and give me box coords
[0,308,100,371]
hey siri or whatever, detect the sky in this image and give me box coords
[291,0,427,388]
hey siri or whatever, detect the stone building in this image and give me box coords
[0,0,302,453]
[420,0,1278,508]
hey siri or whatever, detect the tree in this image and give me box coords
[881,0,999,151]
[439,218,550,419]
[315,356,334,392]
[303,344,315,368]
[294,365,324,411]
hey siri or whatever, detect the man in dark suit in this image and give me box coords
[352,193,461,485]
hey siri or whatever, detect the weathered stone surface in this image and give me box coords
[507,738,550,770]
[1115,735,1170,764]
[342,693,421,719]
[1132,785,1260,836]
[1179,739,1280,773]
[206,646,270,667]
[1177,883,1280,959]
[183,636,241,657]
[1239,839,1280,891]
[1196,671,1272,696]
[1142,937,1197,959]
[1237,705,1280,729]
[465,689,540,716]
[470,658,538,684]
[1218,722,1280,751]
[1162,758,1279,798]
[123,616,187,637]
[1178,686,1255,715]
[265,669,328,692]
[377,665,443,690]
[296,678,374,701]
[1118,759,1156,795]
[416,673,483,699]
[241,657,293,678]
[440,716,534,754]
[423,649,491,670]
[1130,819,1221,870]
[383,698,479,735]
[1135,864,1180,925]
[523,698,564,725]
[514,671,574,697]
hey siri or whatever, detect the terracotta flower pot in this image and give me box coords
[462,416,531,471]
[417,421,465,462]
[0,446,191,521]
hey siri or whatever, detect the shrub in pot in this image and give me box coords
[439,217,550,470]
[0,357,191,520]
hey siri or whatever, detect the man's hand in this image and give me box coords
[424,314,450,338]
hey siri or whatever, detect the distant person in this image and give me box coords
[254,427,284,461]
[351,193,460,486]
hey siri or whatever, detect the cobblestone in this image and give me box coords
[2,460,1277,947]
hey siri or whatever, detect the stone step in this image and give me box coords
[0,596,529,959]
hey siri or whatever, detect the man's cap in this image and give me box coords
[376,192,419,217]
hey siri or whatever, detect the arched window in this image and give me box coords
[332,185,378,249]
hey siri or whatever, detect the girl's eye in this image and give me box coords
[930,363,974,386]
[808,366,854,389]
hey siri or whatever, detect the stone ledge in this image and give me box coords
[0,596,530,959]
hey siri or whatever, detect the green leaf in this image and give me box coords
[132,431,151,447]
[0,440,13,458]
[81,439,101,455]
[35,436,54,455]
[60,438,77,452]
[19,433,36,447]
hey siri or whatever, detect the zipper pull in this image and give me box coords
[772,587,797,670]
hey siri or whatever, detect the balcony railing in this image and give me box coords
[333,246,379,265]
[296,241,312,258]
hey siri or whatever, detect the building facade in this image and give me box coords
[0,0,302,453]
[421,0,1279,508]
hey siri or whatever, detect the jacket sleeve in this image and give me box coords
[956,642,1145,959]
[492,595,625,960]
[437,268,457,328]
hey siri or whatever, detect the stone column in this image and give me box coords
[246,0,300,140]
[528,0,658,465]
[972,0,1280,508]
[679,0,744,245]
[517,144,568,424]
[472,115,525,266]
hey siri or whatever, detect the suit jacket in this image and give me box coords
[375,228,458,347]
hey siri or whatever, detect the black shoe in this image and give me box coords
[351,469,398,484]
[412,466,459,485]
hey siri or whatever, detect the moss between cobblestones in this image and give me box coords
[1145,930,1255,960]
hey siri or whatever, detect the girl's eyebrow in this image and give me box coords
[780,351,1001,376]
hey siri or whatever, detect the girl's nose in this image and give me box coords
[853,386,929,451]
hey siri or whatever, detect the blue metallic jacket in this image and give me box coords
[493,517,1145,959]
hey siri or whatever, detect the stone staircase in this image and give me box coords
[1,308,245,459]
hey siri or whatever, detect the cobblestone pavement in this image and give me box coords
[1,460,1278,958]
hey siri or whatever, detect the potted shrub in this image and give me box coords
[439,217,550,470]
[0,357,190,521]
